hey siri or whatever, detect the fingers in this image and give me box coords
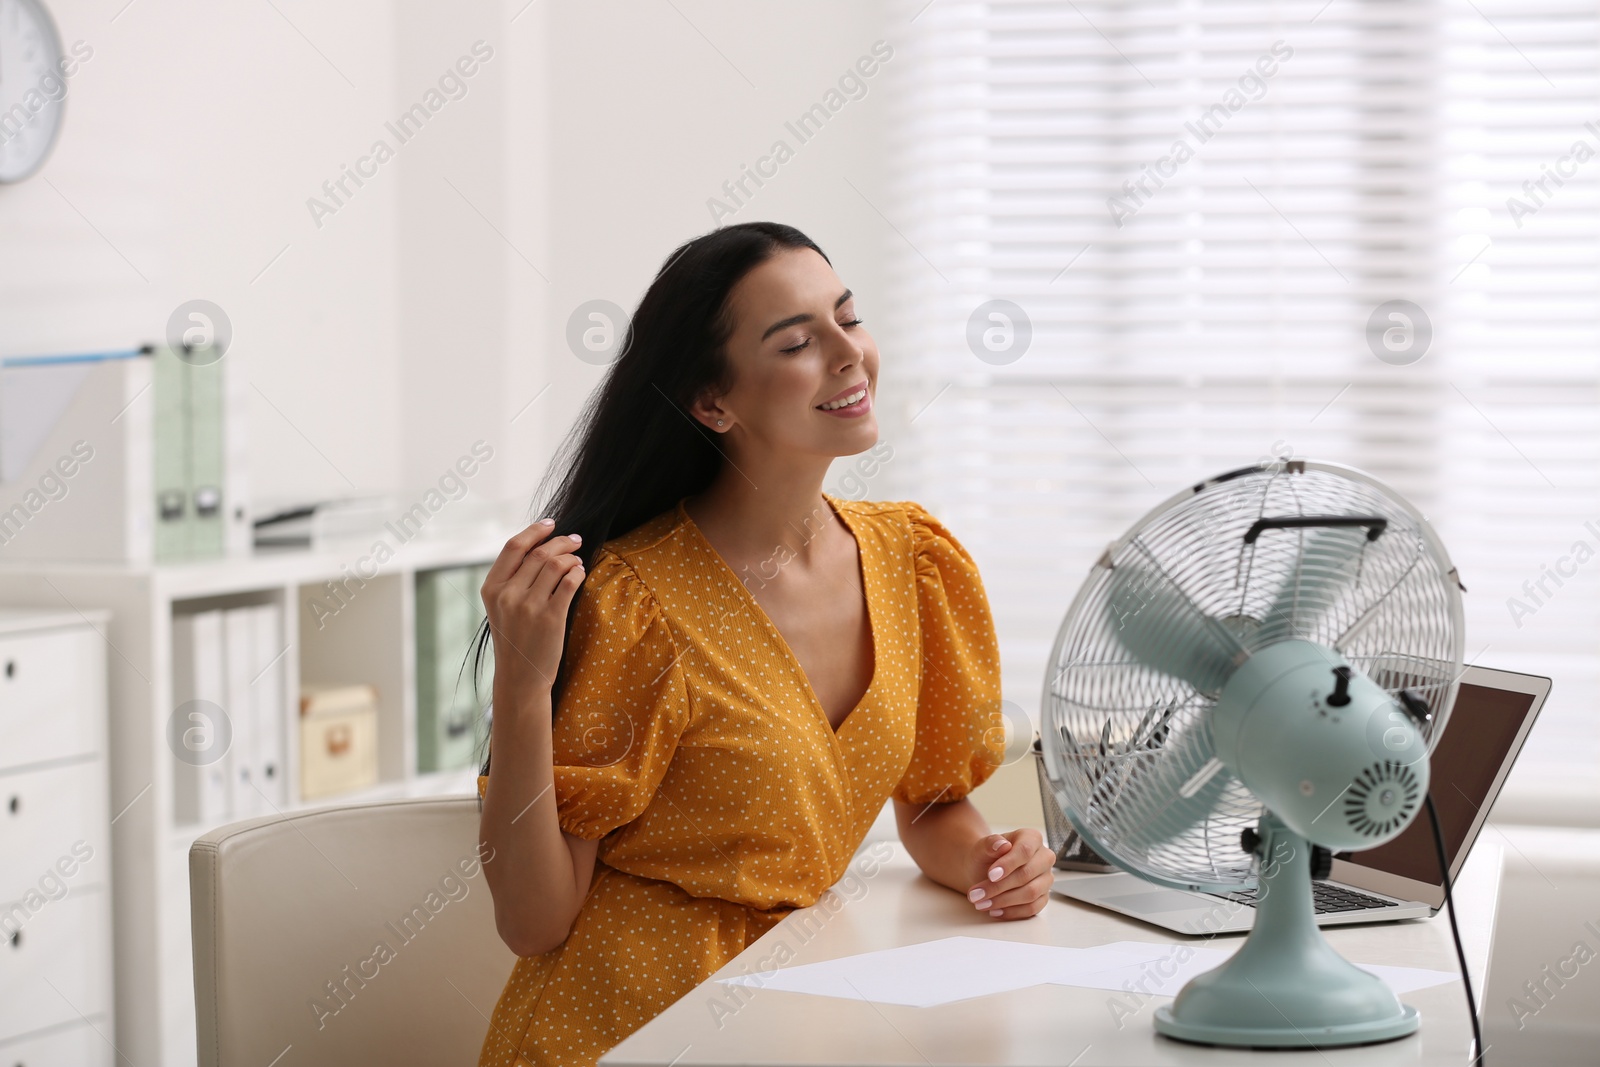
[484,519,582,590]
[971,833,1012,885]
[505,528,583,597]
[529,549,585,602]
[968,830,1052,919]
[969,830,1044,898]
[484,518,558,590]
[979,870,1055,917]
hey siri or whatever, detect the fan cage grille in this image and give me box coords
[1041,460,1465,891]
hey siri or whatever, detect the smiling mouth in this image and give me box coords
[817,385,869,411]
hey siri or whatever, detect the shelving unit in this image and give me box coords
[0,530,506,1067]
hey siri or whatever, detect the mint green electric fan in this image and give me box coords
[1039,458,1465,1048]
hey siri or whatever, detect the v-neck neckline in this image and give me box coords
[676,491,880,740]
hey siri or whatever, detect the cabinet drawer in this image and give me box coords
[0,628,105,771]
[0,1019,111,1067]
[0,761,108,901]
[0,886,111,1043]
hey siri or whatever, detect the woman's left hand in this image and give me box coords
[965,828,1053,920]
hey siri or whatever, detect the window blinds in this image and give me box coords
[882,0,1598,788]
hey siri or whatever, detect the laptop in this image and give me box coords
[1052,663,1552,935]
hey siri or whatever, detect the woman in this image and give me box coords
[472,221,1053,1066]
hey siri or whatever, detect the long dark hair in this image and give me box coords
[472,221,830,777]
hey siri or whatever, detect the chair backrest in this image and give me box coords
[189,796,515,1067]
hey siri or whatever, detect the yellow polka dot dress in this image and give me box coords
[475,494,1005,1066]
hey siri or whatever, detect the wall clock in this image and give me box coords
[0,0,67,183]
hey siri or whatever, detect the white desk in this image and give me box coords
[605,841,1499,1066]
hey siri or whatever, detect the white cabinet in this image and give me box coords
[0,626,103,770]
[0,537,503,1067]
[0,611,113,1066]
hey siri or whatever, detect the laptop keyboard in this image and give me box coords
[1215,881,1403,913]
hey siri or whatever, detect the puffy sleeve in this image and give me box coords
[892,501,1006,806]
[477,547,692,841]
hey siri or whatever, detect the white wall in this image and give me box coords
[0,0,404,507]
[392,0,522,509]
[2,0,897,527]
[532,0,901,510]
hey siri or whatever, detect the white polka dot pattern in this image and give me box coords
[473,494,1004,1066]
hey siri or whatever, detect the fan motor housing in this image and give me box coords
[1211,639,1429,851]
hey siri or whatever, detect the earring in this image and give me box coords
[716,419,725,426]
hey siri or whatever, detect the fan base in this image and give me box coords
[1150,811,1423,1049]
[1154,1004,1418,1049]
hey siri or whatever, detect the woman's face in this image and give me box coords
[694,246,879,457]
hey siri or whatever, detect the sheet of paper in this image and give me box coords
[717,936,1149,1008]
[715,937,1458,1008]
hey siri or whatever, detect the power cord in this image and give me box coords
[1424,792,1484,1066]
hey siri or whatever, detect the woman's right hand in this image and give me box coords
[481,519,587,694]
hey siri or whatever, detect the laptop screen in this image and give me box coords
[1336,680,1539,885]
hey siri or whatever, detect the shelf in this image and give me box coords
[0,526,508,600]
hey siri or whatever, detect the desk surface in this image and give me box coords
[604,840,1499,1066]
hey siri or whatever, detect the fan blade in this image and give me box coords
[1256,527,1369,644]
[1108,719,1232,849]
[1105,558,1237,694]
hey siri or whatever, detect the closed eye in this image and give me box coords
[779,318,864,355]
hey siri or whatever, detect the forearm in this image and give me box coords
[479,677,580,953]
[894,796,992,893]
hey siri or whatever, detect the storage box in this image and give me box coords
[298,683,378,801]
[0,346,251,563]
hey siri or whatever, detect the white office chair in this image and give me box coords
[189,796,516,1067]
